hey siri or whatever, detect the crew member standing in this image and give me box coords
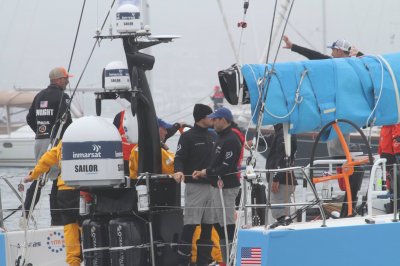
[24,141,81,266]
[25,66,73,225]
[158,118,185,150]
[378,124,400,212]
[173,104,216,266]
[282,36,363,158]
[210,85,224,110]
[128,119,177,179]
[265,124,298,220]
[193,107,242,265]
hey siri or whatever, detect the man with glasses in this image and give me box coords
[25,67,73,226]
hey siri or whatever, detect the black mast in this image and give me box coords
[95,33,177,176]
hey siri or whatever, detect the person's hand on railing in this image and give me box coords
[192,169,206,180]
[173,172,184,183]
[23,175,33,183]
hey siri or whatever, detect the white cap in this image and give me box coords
[327,40,351,53]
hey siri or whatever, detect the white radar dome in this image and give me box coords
[104,61,131,90]
[62,116,124,188]
[116,3,142,33]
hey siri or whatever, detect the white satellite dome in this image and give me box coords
[104,61,131,90]
[116,3,142,33]
[62,116,124,188]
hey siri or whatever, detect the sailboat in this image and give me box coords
[0,0,397,265]
[216,0,400,264]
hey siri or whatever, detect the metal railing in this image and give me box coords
[242,166,327,229]
[241,155,398,230]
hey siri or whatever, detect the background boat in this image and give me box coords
[0,88,98,167]
[0,90,37,167]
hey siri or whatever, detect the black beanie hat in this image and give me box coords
[193,104,213,122]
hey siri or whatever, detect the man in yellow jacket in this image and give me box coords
[24,142,81,266]
[129,143,175,178]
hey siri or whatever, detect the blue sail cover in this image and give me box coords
[242,53,400,140]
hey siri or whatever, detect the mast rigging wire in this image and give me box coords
[251,0,296,162]
[271,0,296,66]
[55,0,87,137]
[216,0,240,63]
[67,0,87,73]
[237,0,250,64]
[19,2,116,265]
[67,0,117,105]
[250,0,279,164]
[263,0,278,66]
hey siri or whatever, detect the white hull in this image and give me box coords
[0,227,67,266]
[0,126,35,167]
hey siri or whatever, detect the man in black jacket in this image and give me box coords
[24,67,73,225]
[173,104,215,266]
[283,35,363,60]
[193,107,242,265]
[265,124,297,219]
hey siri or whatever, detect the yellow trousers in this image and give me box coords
[191,225,222,263]
[64,223,81,266]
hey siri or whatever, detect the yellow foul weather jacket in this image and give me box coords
[29,141,73,190]
[28,141,80,265]
[129,144,175,178]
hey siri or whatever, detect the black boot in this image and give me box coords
[196,239,213,266]
[219,239,233,265]
[177,240,192,266]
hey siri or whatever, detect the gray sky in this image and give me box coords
[0,0,399,120]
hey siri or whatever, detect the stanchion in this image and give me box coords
[393,164,398,222]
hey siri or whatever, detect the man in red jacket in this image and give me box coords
[378,124,400,212]
[210,85,224,110]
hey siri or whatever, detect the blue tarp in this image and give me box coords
[0,232,6,266]
[242,53,400,140]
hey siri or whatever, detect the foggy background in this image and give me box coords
[0,0,399,123]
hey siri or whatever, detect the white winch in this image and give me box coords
[62,116,124,188]
[104,61,131,90]
[116,3,142,33]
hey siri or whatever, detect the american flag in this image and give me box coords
[241,247,262,265]
[40,101,48,108]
